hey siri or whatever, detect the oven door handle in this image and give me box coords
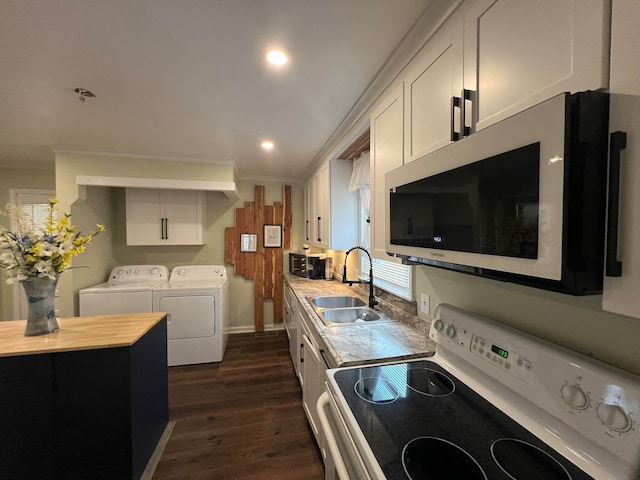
[317,391,350,480]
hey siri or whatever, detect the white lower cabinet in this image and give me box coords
[299,309,329,463]
[284,283,300,378]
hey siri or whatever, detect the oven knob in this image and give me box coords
[445,325,457,338]
[433,319,444,332]
[596,403,632,433]
[560,384,589,410]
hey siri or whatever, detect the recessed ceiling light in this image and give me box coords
[261,141,274,150]
[266,50,288,66]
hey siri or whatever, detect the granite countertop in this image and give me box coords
[0,313,167,357]
[285,273,436,367]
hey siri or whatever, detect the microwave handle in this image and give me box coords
[606,130,625,277]
[450,95,461,141]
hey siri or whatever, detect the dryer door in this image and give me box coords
[160,295,215,339]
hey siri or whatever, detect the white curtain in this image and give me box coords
[349,151,370,249]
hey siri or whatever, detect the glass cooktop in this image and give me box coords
[333,360,593,480]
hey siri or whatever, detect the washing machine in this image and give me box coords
[152,265,229,366]
[79,265,169,316]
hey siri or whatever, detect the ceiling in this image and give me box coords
[0,0,434,181]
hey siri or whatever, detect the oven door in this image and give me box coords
[317,389,371,480]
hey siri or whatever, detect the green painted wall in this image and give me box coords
[414,265,640,375]
[54,152,304,331]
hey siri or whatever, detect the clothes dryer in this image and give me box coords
[152,265,229,366]
[79,265,169,316]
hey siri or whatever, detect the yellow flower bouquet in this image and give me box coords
[0,198,105,283]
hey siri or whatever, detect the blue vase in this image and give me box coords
[20,274,60,336]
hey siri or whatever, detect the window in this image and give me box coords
[358,204,413,301]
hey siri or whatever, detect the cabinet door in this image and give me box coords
[126,188,164,245]
[304,183,312,243]
[301,331,326,463]
[163,190,204,245]
[370,85,404,262]
[316,163,330,248]
[404,18,463,163]
[464,0,609,132]
[603,0,640,319]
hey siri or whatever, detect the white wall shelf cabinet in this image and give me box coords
[125,188,205,246]
[402,0,609,163]
[370,85,404,263]
[303,158,357,250]
[602,0,640,319]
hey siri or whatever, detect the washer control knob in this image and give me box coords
[177,268,187,276]
[433,319,444,332]
[151,267,159,275]
[126,270,131,274]
[597,403,632,433]
[560,384,589,410]
[116,269,123,276]
[445,325,457,338]
[134,269,139,274]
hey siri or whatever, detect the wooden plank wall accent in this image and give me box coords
[224,185,292,332]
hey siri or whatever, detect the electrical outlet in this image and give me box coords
[420,293,430,315]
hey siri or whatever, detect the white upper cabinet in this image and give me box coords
[304,159,357,250]
[125,188,205,246]
[464,0,610,132]
[404,18,464,163]
[401,0,609,162]
[370,84,404,262]
[603,0,640,319]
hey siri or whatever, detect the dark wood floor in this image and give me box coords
[152,331,325,480]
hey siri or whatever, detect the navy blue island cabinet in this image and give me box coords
[0,313,168,480]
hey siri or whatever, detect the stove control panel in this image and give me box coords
[432,303,640,478]
[469,334,533,383]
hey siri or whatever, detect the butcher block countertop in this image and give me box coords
[0,312,167,357]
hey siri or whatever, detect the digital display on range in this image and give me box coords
[491,344,509,358]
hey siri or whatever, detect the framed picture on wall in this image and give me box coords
[240,234,257,252]
[264,224,282,248]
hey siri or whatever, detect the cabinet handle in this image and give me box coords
[319,349,331,369]
[300,342,304,363]
[165,218,168,240]
[161,218,166,240]
[317,216,322,242]
[461,89,472,137]
[450,95,461,141]
[606,131,626,277]
[305,219,309,241]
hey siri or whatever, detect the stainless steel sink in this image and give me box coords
[306,295,394,326]
[309,295,366,309]
[321,307,381,325]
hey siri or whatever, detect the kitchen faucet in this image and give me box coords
[342,246,378,309]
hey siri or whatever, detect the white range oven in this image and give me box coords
[319,303,640,480]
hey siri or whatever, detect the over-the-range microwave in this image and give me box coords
[386,91,610,295]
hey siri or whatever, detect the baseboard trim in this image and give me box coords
[227,324,286,334]
[141,420,175,480]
